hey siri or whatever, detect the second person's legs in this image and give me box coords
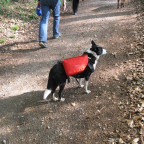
[53,0,61,38]
[73,0,79,15]
[39,5,50,43]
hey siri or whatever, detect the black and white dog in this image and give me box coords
[43,40,107,102]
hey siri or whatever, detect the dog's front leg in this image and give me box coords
[84,76,91,94]
[75,78,84,88]
[85,80,91,94]
[79,78,84,88]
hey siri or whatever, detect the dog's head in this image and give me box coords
[90,40,107,55]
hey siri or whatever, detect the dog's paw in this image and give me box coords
[86,90,91,94]
[79,84,84,88]
[53,96,59,101]
[60,98,65,102]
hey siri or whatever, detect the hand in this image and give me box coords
[62,2,66,11]
[38,1,40,7]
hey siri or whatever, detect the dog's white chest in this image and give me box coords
[93,56,99,70]
[93,61,97,70]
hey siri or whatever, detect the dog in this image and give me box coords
[117,0,125,8]
[43,40,107,102]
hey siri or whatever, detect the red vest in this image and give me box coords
[62,55,88,76]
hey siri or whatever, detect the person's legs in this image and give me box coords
[39,5,50,43]
[72,0,76,13]
[73,0,79,14]
[53,0,61,38]
[76,0,79,13]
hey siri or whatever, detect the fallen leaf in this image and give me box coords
[108,138,116,144]
[127,119,135,128]
[140,128,144,135]
[71,102,76,107]
[132,138,139,144]
[119,138,125,143]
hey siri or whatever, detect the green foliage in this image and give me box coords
[0,0,10,14]
[61,0,70,7]
[0,0,38,22]
[11,25,19,31]
[60,0,63,7]
[28,11,38,20]
[22,24,26,28]
[140,0,144,10]
[20,13,27,22]
[0,0,70,22]
[10,35,15,38]
[0,38,6,44]
[0,28,2,33]
[0,0,11,6]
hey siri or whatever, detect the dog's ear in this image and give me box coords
[91,40,96,47]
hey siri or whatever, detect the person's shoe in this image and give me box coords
[74,11,78,15]
[39,41,48,48]
[53,33,61,39]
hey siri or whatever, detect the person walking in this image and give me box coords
[72,0,79,15]
[38,0,66,48]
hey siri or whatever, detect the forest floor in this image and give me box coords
[0,0,143,143]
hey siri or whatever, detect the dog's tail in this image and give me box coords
[43,89,52,100]
[43,67,54,100]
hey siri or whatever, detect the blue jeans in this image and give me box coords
[39,0,61,42]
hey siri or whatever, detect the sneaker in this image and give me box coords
[53,33,61,39]
[39,41,48,48]
[74,11,78,15]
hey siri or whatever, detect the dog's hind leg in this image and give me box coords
[84,76,91,94]
[79,78,84,88]
[43,89,52,100]
[43,71,54,100]
[53,93,59,101]
[121,0,125,7]
[117,0,120,8]
[85,81,91,94]
[78,78,84,88]
[75,78,84,88]
[58,83,66,102]
[52,85,59,101]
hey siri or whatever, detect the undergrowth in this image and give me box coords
[0,0,38,22]
[0,0,70,22]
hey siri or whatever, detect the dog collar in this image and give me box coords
[86,49,97,58]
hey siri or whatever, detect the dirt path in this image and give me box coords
[0,0,142,143]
